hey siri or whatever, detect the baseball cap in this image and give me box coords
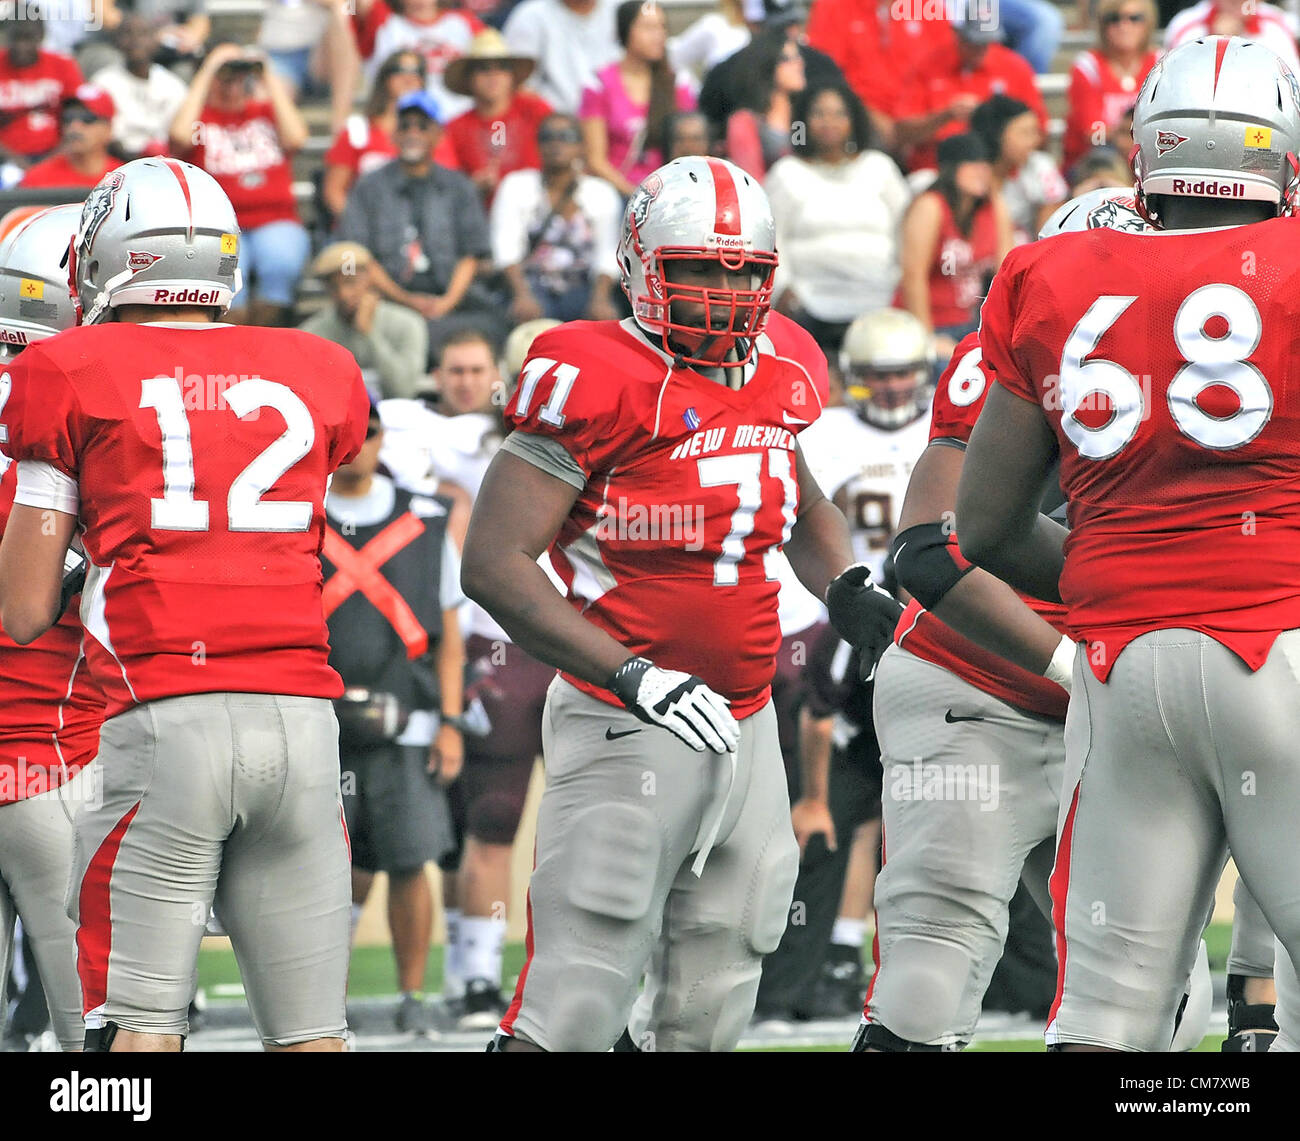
[952,11,1005,43]
[395,90,443,125]
[65,83,115,121]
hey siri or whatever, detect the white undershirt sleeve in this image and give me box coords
[14,460,79,516]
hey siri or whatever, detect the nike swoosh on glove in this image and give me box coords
[607,656,740,753]
[825,563,904,683]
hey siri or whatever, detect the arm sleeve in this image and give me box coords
[503,329,619,475]
[589,179,622,277]
[499,430,587,490]
[0,347,84,479]
[928,332,989,443]
[14,460,79,514]
[439,533,465,610]
[978,261,1036,403]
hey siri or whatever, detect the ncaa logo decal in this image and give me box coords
[78,169,125,254]
[126,250,163,273]
[1156,130,1188,156]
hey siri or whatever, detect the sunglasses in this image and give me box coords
[470,60,514,73]
[538,128,581,143]
[1103,11,1147,23]
[62,109,101,125]
[396,115,435,132]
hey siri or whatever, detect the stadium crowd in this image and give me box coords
[3,0,1293,1048]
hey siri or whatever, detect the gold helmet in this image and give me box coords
[839,308,934,430]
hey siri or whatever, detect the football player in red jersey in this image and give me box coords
[0,204,101,1053]
[462,155,892,1052]
[0,158,371,1053]
[957,36,1300,1052]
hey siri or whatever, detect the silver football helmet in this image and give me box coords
[618,155,778,367]
[1038,186,1153,238]
[1131,35,1300,223]
[839,308,934,430]
[0,204,81,357]
[71,157,242,325]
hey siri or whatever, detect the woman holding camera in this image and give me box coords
[169,42,311,328]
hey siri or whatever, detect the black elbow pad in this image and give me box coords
[890,522,976,611]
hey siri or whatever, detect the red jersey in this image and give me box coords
[899,191,999,330]
[0,324,371,718]
[893,332,1069,719]
[442,92,552,199]
[0,457,103,803]
[20,152,123,188]
[981,218,1300,681]
[185,102,299,230]
[0,49,83,158]
[1063,49,1157,170]
[506,313,828,717]
[897,41,1048,172]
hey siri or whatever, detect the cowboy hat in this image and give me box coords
[443,29,535,97]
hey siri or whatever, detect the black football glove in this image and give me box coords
[825,563,904,683]
[607,656,739,753]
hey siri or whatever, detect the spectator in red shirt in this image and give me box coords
[895,14,1047,173]
[0,17,83,179]
[804,0,955,149]
[170,43,311,328]
[322,49,430,220]
[440,28,550,204]
[20,85,123,189]
[896,131,1013,359]
[1063,0,1157,170]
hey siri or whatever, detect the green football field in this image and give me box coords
[193,920,1235,1052]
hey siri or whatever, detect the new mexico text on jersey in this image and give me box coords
[505,314,827,718]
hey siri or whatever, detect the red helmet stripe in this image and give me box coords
[160,158,194,242]
[1211,35,1229,97]
[707,158,742,236]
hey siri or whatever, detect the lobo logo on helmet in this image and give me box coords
[78,169,124,254]
[1089,197,1147,232]
[127,250,163,273]
[1156,130,1188,156]
[628,172,663,234]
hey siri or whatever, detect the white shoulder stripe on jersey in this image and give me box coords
[81,560,139,706]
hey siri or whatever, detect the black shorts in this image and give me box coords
[341,743,455,874]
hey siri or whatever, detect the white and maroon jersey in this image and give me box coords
[982,217,1300,682]
[368,9,484,120]
[801,404,930,580]
[0,455,104,803]
[505,312,829,717]
[892,332,1070,719]
[1,324,370,718]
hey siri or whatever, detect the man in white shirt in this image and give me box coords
[91,15,188,158]
[502,0,621,114]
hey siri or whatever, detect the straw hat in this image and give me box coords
[443,29,536,97]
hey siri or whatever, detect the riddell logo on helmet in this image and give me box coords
[0,328,28,345]
[708,234,747,249]
[1169,178,1247,197]
[152,287,220,303]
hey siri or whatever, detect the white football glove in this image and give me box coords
[608,656,740,754]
